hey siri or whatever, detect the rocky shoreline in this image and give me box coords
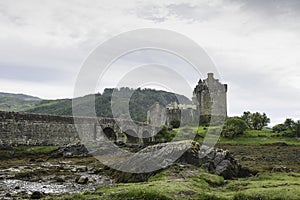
[0,141,253,199]
[0,157,114,199]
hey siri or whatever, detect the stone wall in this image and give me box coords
[193,73,227,125]
[0,111,156,146]
[0,111,90,146]
[146,102,167,126]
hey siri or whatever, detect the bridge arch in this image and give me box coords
[103,127,117,141]
[124,129,140,144]
[142,130,152,144]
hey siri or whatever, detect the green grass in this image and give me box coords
[171,126,300,146]
[0,145,59,158]
[216,135,300,145]
[0,96,40,112]
[14,146,59,154]
[46,168,300,200]
[216,129,300,145]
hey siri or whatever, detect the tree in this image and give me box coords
[293,120,300,138]
[284,118,295,130]
[241,111,251,128]
[272,123,287,133]
[272,118,299,138]
[221,117,248,138]
[241,111,270,130]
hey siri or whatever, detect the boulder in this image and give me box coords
[76,176,89,184]
[0,144,13,150]
[179,141,253,179]
[76,166,87,172]
[55,176,65,183]
[31,191,44,199]
[215,159,235,179]
[104,140,252,181]
[119,140,253,179]
[52,141,252,180]
[50,144,89,158]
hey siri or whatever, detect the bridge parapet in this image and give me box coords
[0,111,159,146]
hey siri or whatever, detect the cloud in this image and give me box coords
[0,0,299,125]
[226,0,300,33]
[132,1,227,23]
[231,0,300,17]
[165,2,223,22]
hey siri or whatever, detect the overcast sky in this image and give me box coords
[0,0,299,125]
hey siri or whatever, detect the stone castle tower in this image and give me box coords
[193,73,227,125]
[147,73,227,127]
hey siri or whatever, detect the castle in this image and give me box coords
[147,73,227,127]
[0,73,226,147]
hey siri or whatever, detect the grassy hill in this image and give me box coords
[0,92,41,111]
[23,88,191,122]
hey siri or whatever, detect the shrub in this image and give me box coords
[293,120,300,138]
[221,117,248,138]
[170,119,181,128]
[281,131,296,137]
[272,119,300,137]
[155,125,176,142]
[272,123,288,133]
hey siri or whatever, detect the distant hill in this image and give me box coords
[23,88,192,122]
[0,92,41,112]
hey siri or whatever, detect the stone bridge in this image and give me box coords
[95,118,158,144]
[0,111,159,146]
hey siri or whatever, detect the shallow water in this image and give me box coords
[0,159,114,199]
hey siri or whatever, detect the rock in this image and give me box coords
[50,144,89,158]
[62,165,72,171]
[64,152,73,157]
[202,161,215,173]
[215,159,235,179]
[183,142,252,179]
[270,142,288,146]
[76,176,89,184]
[206,149,216,160]
[87,166,96,174]
[213,152,225,166]
[31,191,44,199]
[71,168,77,172]
[6,151,15,157]
[124,140,252,179]
[76,166,87,172]
[0,144,13,150]
[88,177,95,183]
[271,165,291,173]
[177,141,251,179]
[56,176,65,183]
[5,193,11,197]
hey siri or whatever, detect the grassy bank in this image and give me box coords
[171,126,300,146]
[1,127,299,200]
[0,145,59,158]
[46,166,300,200]
[218,129,300,146]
